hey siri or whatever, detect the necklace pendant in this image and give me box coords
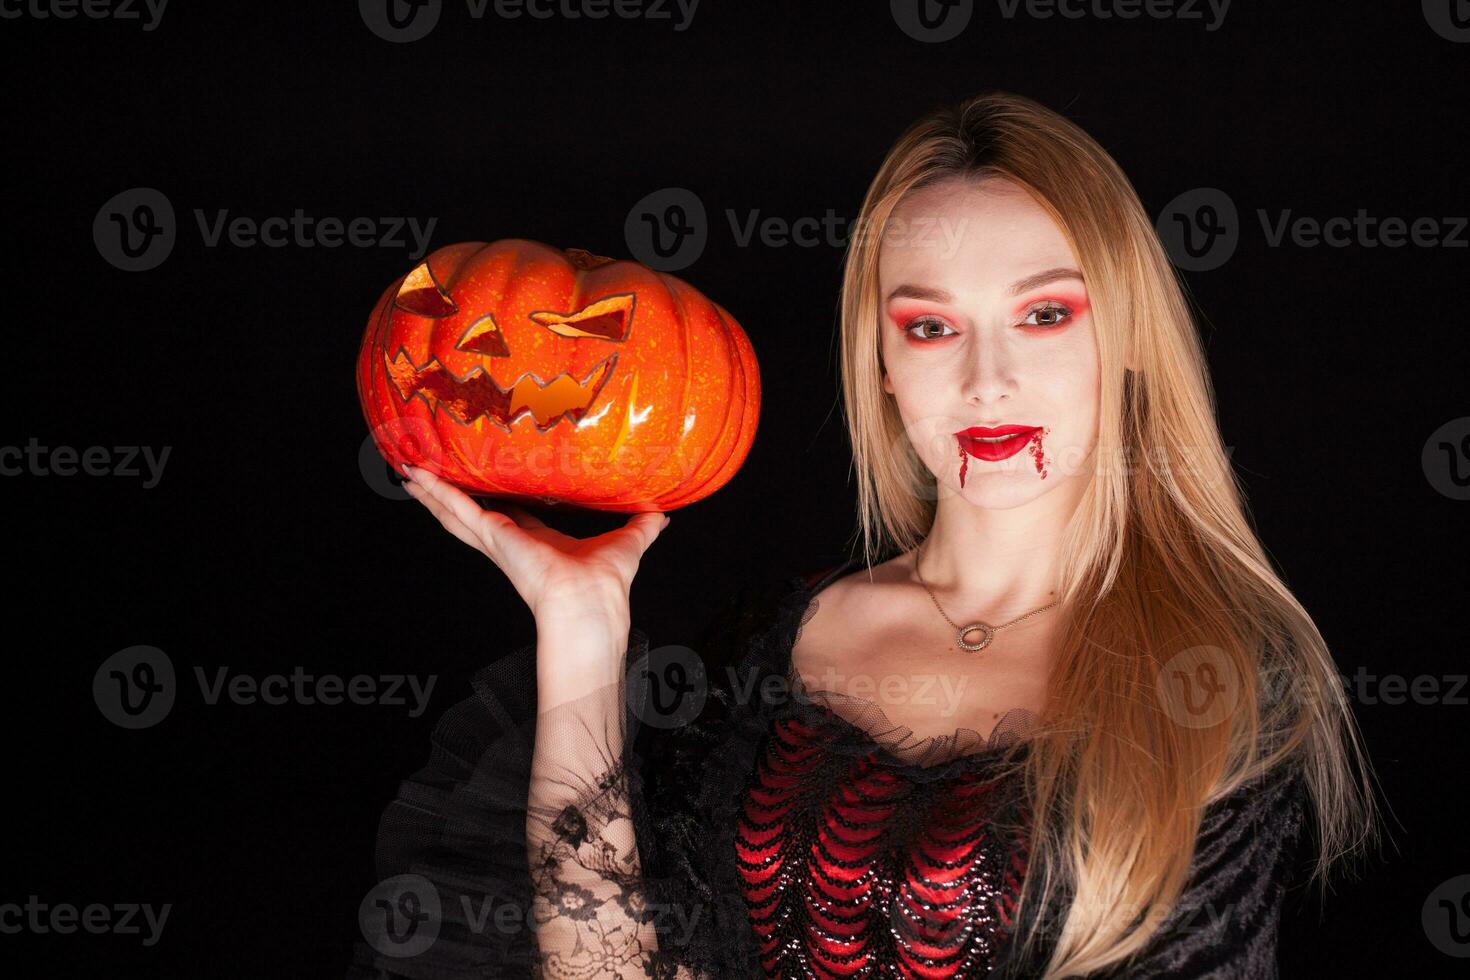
[957,622,994,652]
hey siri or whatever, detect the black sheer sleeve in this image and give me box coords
[353,625,694,978]
[996,766,1310,980]
[1118,767,1309,979]
[349,569,812,980]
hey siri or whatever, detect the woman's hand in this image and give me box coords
[399,464,669,629]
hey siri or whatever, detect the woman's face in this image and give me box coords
[879,176,1100,510]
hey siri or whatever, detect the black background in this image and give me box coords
[2,1,1466,975]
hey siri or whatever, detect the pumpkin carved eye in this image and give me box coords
[530,293,635,341]
[392,259,457,318]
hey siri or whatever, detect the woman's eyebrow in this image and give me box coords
[1006,267,1084,295]
[884,267,1085,305]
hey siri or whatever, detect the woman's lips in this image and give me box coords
[955,425,1042,462]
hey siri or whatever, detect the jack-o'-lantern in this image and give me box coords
[356,239,760,512]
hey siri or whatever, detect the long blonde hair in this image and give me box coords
[838,92,1376,977]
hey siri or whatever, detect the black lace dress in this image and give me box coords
[351,558,1308,979]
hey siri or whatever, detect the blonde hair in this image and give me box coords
[838,92,1376,977]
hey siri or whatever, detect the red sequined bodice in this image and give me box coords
[734,704,1029,978]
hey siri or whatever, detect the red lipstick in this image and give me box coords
[955,425,1042,462]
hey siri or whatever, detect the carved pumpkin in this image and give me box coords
[356,239,760,512]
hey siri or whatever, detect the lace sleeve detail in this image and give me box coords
[524,652,682,978]
[353,626,701,979]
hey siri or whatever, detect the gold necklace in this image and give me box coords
[913,542,1059,652]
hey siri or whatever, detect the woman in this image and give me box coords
[369,92,1375,978]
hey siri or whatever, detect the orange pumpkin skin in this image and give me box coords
[356,240,760,512]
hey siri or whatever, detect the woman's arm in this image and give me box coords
[391,464,682,977]
[524,615,666,977]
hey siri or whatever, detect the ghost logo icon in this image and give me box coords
[93,646,175,729]
[627,644,707,730]
[359,874,442,958]
[1157,645,1240,729]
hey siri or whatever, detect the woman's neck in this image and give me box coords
[913,475,1089,620]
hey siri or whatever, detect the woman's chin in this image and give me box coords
[943,470,1053,510]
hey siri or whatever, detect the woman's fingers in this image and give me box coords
[402,465,664,573]
[404,465,495,532]
[402,465,525,558]
[598,510,669,560]
[403,480,486,555]
[498,503,548,530]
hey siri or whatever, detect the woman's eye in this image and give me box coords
[1022,302,1073,328]
[905,317,956,341]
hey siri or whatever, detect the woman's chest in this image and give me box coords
[790,616,1054,746]
[730,714,1028,977]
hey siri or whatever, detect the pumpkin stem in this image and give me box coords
[564,247,616,271]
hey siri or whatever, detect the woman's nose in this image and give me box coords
[962,343,1017,406]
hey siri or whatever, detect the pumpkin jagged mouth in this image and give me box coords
[384,349,619,433]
